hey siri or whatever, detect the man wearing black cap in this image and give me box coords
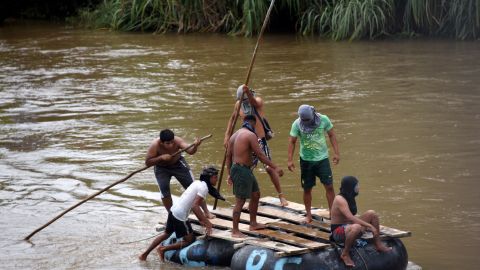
[145,129,215,218]
[139,166,224,261]
[224,84,288,206]
[226,115,284,238]
[287,104,340,224]
[330,176,391,267]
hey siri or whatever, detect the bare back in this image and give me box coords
[229,128,258,167]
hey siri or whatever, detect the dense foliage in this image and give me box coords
[2,0,479,40]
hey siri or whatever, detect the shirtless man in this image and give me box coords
[145,129,214,218]
[224,85,288,206]
[330,176,391,267]
[226,115,284,238]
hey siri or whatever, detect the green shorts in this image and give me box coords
[231,163,259,199]
[300,158,333,190]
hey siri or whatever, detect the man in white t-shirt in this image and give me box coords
[139,166,224,261]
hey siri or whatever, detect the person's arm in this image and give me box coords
[177,136,201,155]
[191,195,212,235]
[327,128,340,165]
[224,102,239,148]
[338,197,377,236]
[241,85,261,109]
[145,140,171,167]
[250,134,283,176]
[287,136,297,171]
[226,133,236,186]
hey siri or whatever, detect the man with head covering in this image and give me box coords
[139,166,224,261]
[224,84,288,206]
[145,129,215,218]
[330,176,392,267]
[288,104,340,223]
[226,115,284,238]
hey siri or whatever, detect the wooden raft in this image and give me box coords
[258,196,411,238]
[181,197,410,256]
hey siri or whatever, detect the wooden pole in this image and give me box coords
[25,134,212,241]
[214,0,277,209]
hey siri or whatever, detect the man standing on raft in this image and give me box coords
[145,129,215,218]
[288,104,339,223]
[224,85,288,206]
[226,115,284,238]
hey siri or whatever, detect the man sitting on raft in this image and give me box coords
[330,176,392,267]
[139,166,224,261]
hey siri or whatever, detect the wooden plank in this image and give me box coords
[190,224,246,243]
[260,196,306,212]
[267,221,331,241]
[189,215,328,250]
[253,229,329,249]
[260,196,331,220]
[310,209,331,220]
[192,222,310,255]
[244,203,331,232]
[380,225,411,238]
[244,203,303,222]
[211,207,279,224]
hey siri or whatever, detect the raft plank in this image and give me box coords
[267,221,331,241]
[253,229,328,249]
[380,225,411,238]
[260,196,331,220]
[260,196,306,211]
[310,209,331,220]
[244,203,331,232]
[191,224,308,256]
[189,215,328,250]
[211,207,278,224]
[190,224,245,243]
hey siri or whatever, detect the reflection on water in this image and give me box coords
[1,22,479,269]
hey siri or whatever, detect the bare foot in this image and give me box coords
[279,194,289,207]
[376,243,393,253]
[340,253,356,267]
[138,253,147,261]
[303,216,313,224]
[205,212,216,219]
[156,247,165,262]
[232,231,248,238]
[249,223,266,231]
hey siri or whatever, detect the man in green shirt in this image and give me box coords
[287,104,340,223]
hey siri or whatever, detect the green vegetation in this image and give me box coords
[5,0,478,40]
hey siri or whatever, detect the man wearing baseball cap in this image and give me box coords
[287,104,340,224]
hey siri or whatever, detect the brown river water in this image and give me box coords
[1,21,479,270]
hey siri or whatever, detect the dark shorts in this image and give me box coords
[331,224,347,243]
[154,156,194,199]
[165,211,193,239]
[300,157,333,190]
[231,163,259,199]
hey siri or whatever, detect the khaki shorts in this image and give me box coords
[231,163,259,199]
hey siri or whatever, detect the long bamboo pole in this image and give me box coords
[213,0,276,209]
[25,134,212,241]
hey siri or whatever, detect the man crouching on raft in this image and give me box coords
[226,115,284,238]
[139,166,224,261]
[330,176,392,267]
